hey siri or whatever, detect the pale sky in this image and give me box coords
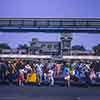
[0,0,100,50]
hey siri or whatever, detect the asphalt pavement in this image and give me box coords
[0,85,100,100]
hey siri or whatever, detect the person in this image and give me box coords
[74,68,80,81]
[7,61,13,84]
[36,61,44,85]
[27,68,37,85]
[0,60,8,82]
[63,63,70,87]
[89,68,96,84]
[55,63,61,77]
[18,69,25,86]
[43,65,48,82]
[24,64,32,73]
[83,63,91,87]
[70,67,75,80]
[24,64,32,80]
[47,67,54,86]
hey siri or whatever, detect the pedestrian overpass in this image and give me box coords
[0,18,100,33]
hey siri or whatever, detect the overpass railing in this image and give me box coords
[0,18,100,29]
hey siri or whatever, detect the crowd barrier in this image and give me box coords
[0,54,100,60]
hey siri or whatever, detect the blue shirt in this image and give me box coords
[63,67,70,76]
[75,70,80,78]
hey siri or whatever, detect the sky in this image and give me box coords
[0,0,100,50]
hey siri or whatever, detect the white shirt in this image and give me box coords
[24,65,32,73]
[48,70,54,77]
[19,69,25,74]
[36,64,44,73]
[25,65,32,70]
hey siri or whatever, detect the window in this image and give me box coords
[0,20,9,26]
[47,44,52,49]
[54,44,57,49]
[63,41,71,48]
[41,44,46,48]
[48,21,60,27]
[11,20,22,26]
[36,20,48,27]
[24,20,33,26]
[62,21,74,26]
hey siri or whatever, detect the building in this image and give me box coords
[60,33,72,55]
[0,48,27,54]
[30,38,60,55]
[70,50,94,55]
[1,33,94,56]
[40,41,60,55]
[30,33,72,56]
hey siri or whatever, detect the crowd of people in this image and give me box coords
[0,58,100,87]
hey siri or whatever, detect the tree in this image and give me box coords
[72,45,86,51]
[0,43,11,49]
[17,44,29,50]
[17,44,29,54]
[93,44,100,55]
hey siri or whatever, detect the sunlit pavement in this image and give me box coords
[0,85,100,100]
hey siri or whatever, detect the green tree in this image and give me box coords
[93,44,100,55]
[17,44,29,49]
[0,43,11,49]
[72,45,86,51]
